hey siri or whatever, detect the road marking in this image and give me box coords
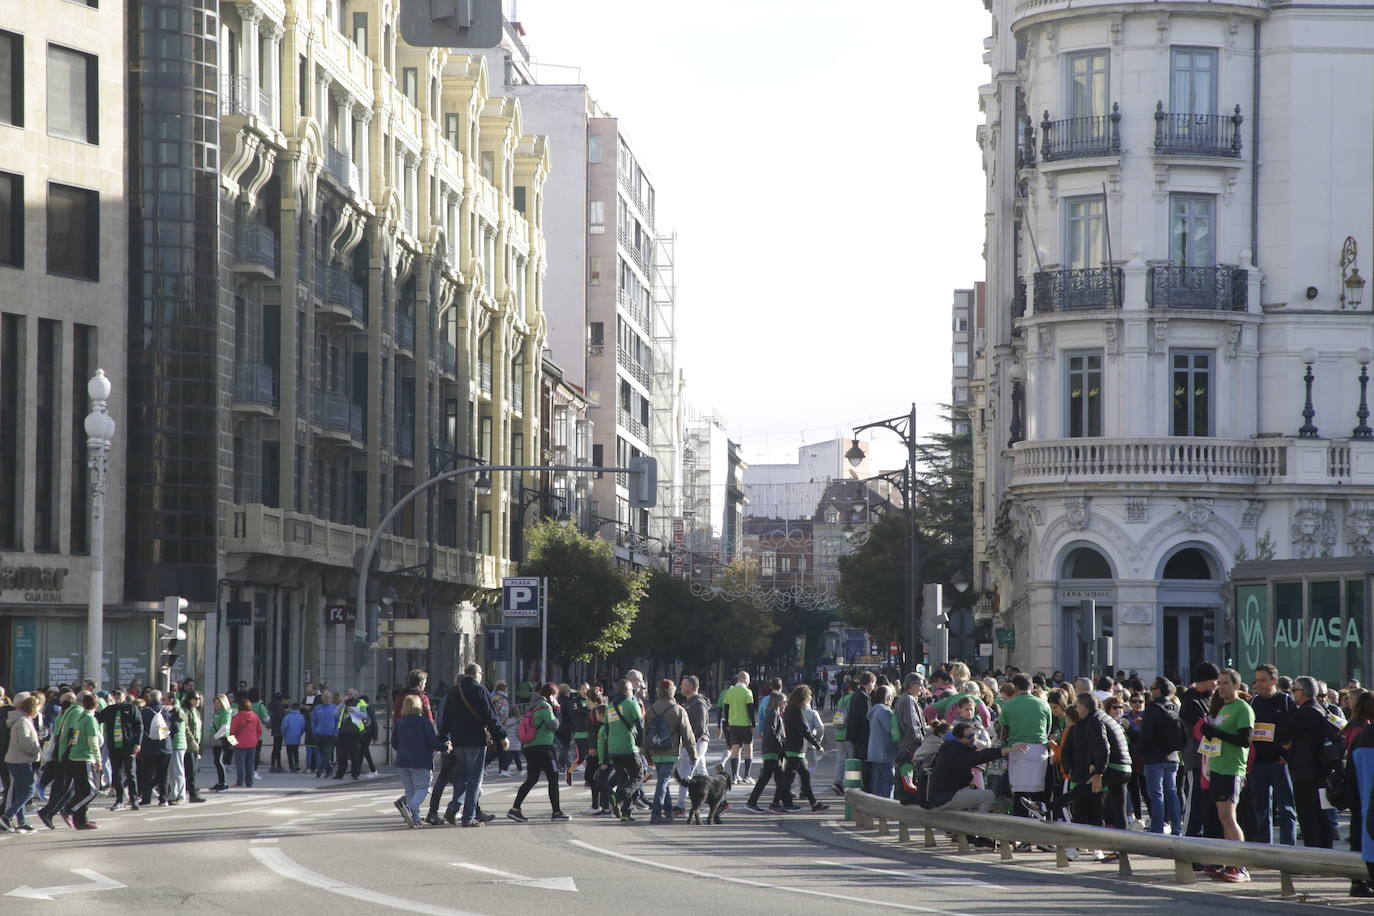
[6,868,126,901]
[250,846,484,915]
[250,838,279,845]
[144,799,286,821]
[567,841,973,915]
[815,859,1003,889]
[451,863,577,892]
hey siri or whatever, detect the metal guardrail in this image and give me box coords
[843,789,1365,898]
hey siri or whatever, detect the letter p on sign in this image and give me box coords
[502,577,541,621]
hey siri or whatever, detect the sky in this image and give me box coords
[509,1,992,471]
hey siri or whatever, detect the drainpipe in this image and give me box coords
[1251,21,1261,265]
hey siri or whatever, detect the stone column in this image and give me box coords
[357,109,372,200]
[315,70,331,149]
[240,6,262,110]
[262,21,284,128]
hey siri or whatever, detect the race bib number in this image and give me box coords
[1252,722,1275,742]
[832,710,845,726]
[1327,712,1348,730]
[1199,736,1222,758]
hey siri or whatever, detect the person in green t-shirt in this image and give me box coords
[719,672,756,785]
[1200,667,1254,849]
[999,674,1054,805]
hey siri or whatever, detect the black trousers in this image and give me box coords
[775,756,817,806]
[748,758,784,806]
[63,760,98,824]
[270,735,284,769]
[183,750,200,798]
[37,763,70,821]
[110,749,138,804]
[335,731,363,778]
[213,742,230,786]
[286,745,300,770]
[138,753,170,802]
[428,751,455,817]
[608,753,641,814]
[514,745,561,812]
[1295,779,1334,848]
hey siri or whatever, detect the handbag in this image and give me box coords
[458,685,500,755]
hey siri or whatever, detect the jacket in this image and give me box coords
[928,735,1004,807]
[436,676,505,748]
[182,705,203,753]
[782,704,822,757]
[599,693,643,758]
[1067,709,1129,783]
[1136,696,1182,765]
[230,709,263,748]
[268,700,286,736]
[758,694,785,756]
[681,695,711,739]
[139,702,175,756]
[281,710,306,745]
[392,713,444,768]
[893,693,926,756]
[393,689,433,723]
[311,703,340,737]
[96,701,144,753]
[847,689,872,760]
[1250,690,1297,766]
[522,698,559,749]
[1178,686,1212,771]
[1280,699,1333,784]
[4,710,40,764]
[867,704,897,764]
[642,699,697,763]
[337,698,370,735]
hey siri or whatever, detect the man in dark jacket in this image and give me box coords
[1047,693,1129,827]
[928,722,1010,811]
[1180,662,1220,839]
[1281,675,1335,848]
[97,688,144,810]
[137,689,175,806]
[1136,678,1183,834]
[847,672,875,792]
[1249,664,1297,845]
[437,663,507,827]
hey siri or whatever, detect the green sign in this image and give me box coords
[11,618,36,689]
[1236,584,1267,672]
[996,627,1016,648]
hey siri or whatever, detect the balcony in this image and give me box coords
[511,380,525,414]
[439,340,457,376]
[617,226,653,276]
[220,74,255,118]
[316,261,367,325]
[1033,267,1122,312]
[618,407,650,444]
[1040,106,1120,162]
[1154,104,1244,158]
[1147,265,1248,311]
[325,144,351,187]
[478,360,492,397]
[233,221,278,276]
[1010,437,1286,486]
[618,347,652,388]
[395,421,415,460]
[312,390,365,442]
[232,362,279,413]
[395,313,415,353]
[616,287,652,331]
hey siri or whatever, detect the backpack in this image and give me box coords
[1160,703,1187,754]
[1321,710,1348,767]
[832,695,849,727]
[148,708,170,741]
[768,705,786,745]
[913,746,943,809]
[889,707,904,746]
[646,708,674,754]
[517,705,540,744]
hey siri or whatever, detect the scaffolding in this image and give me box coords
[650,231,682,543]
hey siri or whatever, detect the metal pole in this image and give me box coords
[907,403,920,671]
[84,370,114,688]
[540,576,549,684]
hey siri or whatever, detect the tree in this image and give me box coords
[836,513,906,640]
[716,559,781,663]
[521,520,644,663]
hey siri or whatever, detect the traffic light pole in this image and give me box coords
[353,462,654,668]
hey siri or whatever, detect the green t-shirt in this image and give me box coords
[834,692,853,741]
[67,711,102,762]
[1206,698,1255,776]
[930,691,973,716]
[721,684,754,728]
[999,692,1053,747]
[600,697,643,757]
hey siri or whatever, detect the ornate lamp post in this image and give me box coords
[1299,348,1319,439]
[1339,237,1366,310]
[1356,349,1373,440]
[84,370,115,688]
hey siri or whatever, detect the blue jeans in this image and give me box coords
[652,761,675,817]
[1248,759,1297,845]
[234,747,256,787]
[5,763,34,823]
[399,767,431,818]
[869,762,894,800]
[445,745,487,823]
[1143,761,1181,835]
[315,736,336,775]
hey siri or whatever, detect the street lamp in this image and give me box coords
[1299,348,1320,439]
[850,403,920,671]
[1340,237,1365,310]
[84,369,115,688]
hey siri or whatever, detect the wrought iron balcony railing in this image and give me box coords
[1147,264,1248,311]
[325,144,350,185]
[316,261,367,324]
[1011,277,1027,319]
[439,340,457,376]
[395,422,415,459]
[395,313,415,352]
[235,221,278,272]
[1154,103,1243,157]
[220,74,253,117]
[233,362,279,409]
[1040,105,1121,161]
[1033,267,1123,312]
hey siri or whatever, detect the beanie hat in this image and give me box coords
[1192,661,1220,683]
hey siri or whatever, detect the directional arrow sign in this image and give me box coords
[452,863,577,892]
[7,869,126,900]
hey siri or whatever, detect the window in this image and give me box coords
[479,150,494,183]
[1171,48,1217,116]
[0,314,22,549]
[954,317,969,332]
[954,386,970,404]
[589,321,604,345]
[352,12,368,52]
[1064,196,1105,270]
[479,415,492,462]
[588,257,602,285]
[953,351,969,368]
[0,30,21,127]
[479,509,491,554]
[1169,194,1215,267]
[1171,349,1212,437]
[588,135,601,163]
[47,183,99,280]
[383,24,391,72]
[589,199,604,232]
[69,323,95,552]
[1066,50,1108,119]
[402,67,417,105]
[47,44,98,144]
[445,113,459,149]
[1066,350,1103,437]
[0,171,20,267]
[513,186,526,214]
[34,319,59,552]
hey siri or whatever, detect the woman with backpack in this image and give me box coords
[507,683,567,823]
[1137,677,1184,835]
[641,678,698,824]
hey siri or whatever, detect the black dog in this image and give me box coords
[678,763,730,825]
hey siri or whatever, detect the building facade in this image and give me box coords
[973,0,1374,682]
[0,0,131,687]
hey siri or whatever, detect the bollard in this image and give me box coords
[1173,859,1196,885]
[877,817,890,836]
[1056,845,1070,868]
[1117,851,1132,878]
[956,832,970,854]
[898,823,910,844]
[924,826,937,847]
[1279,872,1296,898]
[843,759,863,820]
[1000,837,1014,861]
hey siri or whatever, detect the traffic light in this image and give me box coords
[159,595,189,670]
[397,0,502,48]
[628,455,658,509]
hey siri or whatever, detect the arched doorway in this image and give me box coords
[1056,545,1116,677]
[1157,545,1224,683]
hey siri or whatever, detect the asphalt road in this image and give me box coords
[0,748,1369,915]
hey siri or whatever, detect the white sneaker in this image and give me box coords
[740,776,755,785]
[1064,847,1081,861]
[580,806,602,816]
[1090,849,1105,862]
